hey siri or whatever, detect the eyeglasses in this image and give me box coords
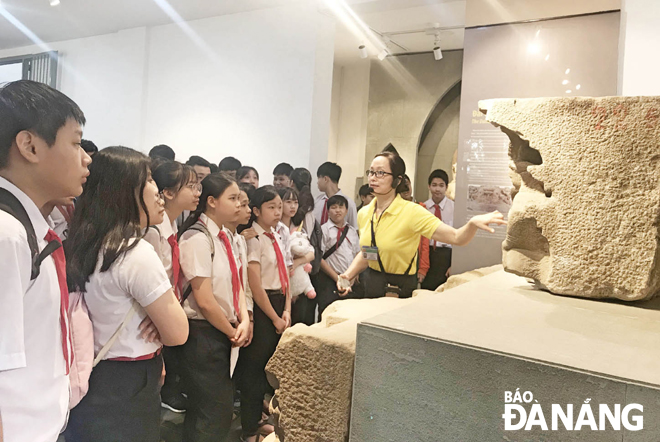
[187,183,203,193]
[366,170,393,179]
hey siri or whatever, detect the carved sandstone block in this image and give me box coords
[265,298,409,442]
[480,96,660,301]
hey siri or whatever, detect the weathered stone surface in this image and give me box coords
[433,264,503,293]
[265,298,411,442]
[480,96,660,301]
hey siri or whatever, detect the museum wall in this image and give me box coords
[618,0,660,96]
[452,11,621,274]
[0,2,335,177]
[364,50,464,199]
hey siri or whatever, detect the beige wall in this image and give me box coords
[365,51,464,196]
[466,0,621,27]
[329,61,371,201]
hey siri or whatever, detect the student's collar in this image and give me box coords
[199,213,221,237]
[0,176,52,239]
[329,220,347,229]
[159,211,176,238]
[253,222,274,236]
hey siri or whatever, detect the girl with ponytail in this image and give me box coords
[177,173,251,441]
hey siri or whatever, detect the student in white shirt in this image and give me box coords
[313,161,358,228]
[238,186,291,442]
[64,146,188,442]
[233,183,258,344]
[419,169,454,291]
[318,195,361,316]
[144,159,201,414]
[177,173,250,442]
[0,80,91,442]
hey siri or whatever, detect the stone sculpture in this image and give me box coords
[265,297,411,442]
[480,96,660,301]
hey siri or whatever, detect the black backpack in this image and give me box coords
[0,188,62,281]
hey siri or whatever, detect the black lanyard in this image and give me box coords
[369,204,416,276]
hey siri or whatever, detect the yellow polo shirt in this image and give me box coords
[358,195,442,274]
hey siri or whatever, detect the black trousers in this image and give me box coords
[315,271,364,319]
[65,355,163,442]
[421,247,452,291]
[161,344,184,400]
[179,320,234,442]
[237,292,286,437]
[291,292,316,326]
[362,267,418,299]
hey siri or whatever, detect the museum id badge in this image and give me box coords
[362,246,379,261]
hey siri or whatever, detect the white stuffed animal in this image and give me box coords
[289,231,316,300]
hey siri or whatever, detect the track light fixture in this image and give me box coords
[358,45,368,59]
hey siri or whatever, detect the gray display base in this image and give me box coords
[350,270,660,441]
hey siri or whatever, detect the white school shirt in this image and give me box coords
[321,221,361,274]
[230,230,253,312]
[143,211,178,294]
[247,223,286,291]
[85,239,172,359]
[179,214,239,323]
[313,189,358,229]
[276,221,294,267]
[423,197,454,248]
[0,177,69,442]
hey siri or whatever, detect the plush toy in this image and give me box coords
[289,231,316,300]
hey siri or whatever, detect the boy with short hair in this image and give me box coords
[149,144,175,160]
[186,155,212,182]
[0,80,92,442]
[357,184,374,211]
[419,169,454,290]
[273,162,293,189]
[317,195,360,316]
[218,156,241,177]
[314,161,358,228]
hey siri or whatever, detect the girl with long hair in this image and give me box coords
[65,146,189,442]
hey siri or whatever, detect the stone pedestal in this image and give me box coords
[350,270,660,441]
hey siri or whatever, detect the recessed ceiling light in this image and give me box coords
[50,0,60,6]
[576,84,581,90]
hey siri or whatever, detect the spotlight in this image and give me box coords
[433,46,443,60]
[358,45,368,59]
[377,50,388,61]
[50,0,60,5]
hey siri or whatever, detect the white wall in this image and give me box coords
[0,3,335,177]
[618,0,660,95]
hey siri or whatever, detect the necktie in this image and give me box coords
[217,231,241,318]
[433,204,442,249]
[336,226,345,245]
[167,235,181,300]
[434,204,442,220]
[321,196,328,224]
[45,229,72,375]
[264,232,290,294]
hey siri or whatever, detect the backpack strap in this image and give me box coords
[92,300,138,367]
[0,188,60,280]
[322,226,350,260]
[180,223,215,304]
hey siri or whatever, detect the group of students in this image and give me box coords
[0,80,505,442]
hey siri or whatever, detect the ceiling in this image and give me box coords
[331,0,466,66]
[0,0,466,64]
[0,0,307,50]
